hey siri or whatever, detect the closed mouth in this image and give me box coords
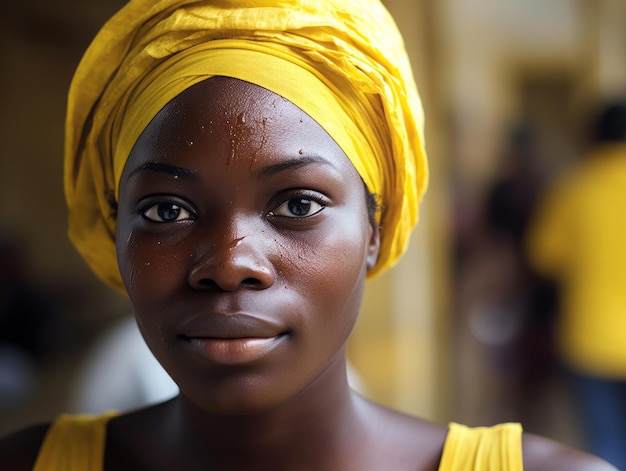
[177,312,289,364]
[178,312,286,339]
[180,332,289,365]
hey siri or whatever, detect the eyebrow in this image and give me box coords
[255,154,339,179]
[125,154,338,181]
[125,162,198,180]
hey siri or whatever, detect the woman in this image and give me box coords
[0,0,616,469]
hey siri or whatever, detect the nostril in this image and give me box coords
[197,279,220,289]
[187,233,275,291]
[192,276,265,292]
[242,277,262,286]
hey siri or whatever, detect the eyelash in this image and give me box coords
[268,191,327,219]
[138,197,196,223]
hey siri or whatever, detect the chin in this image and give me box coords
[182,389,294,417]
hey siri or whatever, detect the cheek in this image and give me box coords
[116,224,186,303]
[116,223,136,290]
[287,222,368,332]
[117,229,189,356]
[117,227,150,294]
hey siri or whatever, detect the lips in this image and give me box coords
[178,313,289,365]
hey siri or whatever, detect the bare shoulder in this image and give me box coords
[0,423,50,471]
[523,432,618,471]
[354,394,448,469]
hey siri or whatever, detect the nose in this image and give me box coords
[187,219,275,292]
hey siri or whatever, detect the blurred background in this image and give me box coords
[1,0,625,460]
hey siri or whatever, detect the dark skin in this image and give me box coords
[0,77,617,470]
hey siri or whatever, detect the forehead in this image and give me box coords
[126,76,355,172]
[170,76,300,123]
[119,76,367,202]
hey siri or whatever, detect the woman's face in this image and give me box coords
[116,77,379,414]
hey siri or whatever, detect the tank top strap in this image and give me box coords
[438,422,523,471]
[33,411,118,471]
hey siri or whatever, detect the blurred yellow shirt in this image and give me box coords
[526,144,626,377]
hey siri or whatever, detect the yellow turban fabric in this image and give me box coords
[65,0,428,292]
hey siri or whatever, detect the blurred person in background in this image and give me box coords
[482,125,560,427]
[526,100,626,470]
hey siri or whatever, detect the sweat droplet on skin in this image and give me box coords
[229,140,236,165]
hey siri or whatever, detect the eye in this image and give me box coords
[270,196,325,218]
[142,202,194,223]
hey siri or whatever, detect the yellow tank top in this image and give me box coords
[32,412,117,471]
[439,422,523,470]
[33,414,522,470]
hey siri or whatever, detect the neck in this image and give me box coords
[163,355,370,468]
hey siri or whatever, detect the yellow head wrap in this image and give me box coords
[65,0,428,292]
